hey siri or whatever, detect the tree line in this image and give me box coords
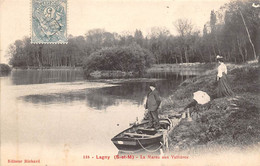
[7,0,260,68]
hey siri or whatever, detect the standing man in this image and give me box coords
[145,83,161,130]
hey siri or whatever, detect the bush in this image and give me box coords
[82,44,155,78]
[0,63,11,76]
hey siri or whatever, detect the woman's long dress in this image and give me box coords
[217,73,234,97]
[217,63,234,97]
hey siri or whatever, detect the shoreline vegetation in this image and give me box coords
[159,61,260,152]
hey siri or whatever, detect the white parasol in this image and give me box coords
[252,3,260,8]
[193,91,210,105]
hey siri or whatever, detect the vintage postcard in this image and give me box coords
[0,0,260,166]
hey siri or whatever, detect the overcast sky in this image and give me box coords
[0,0,228,63]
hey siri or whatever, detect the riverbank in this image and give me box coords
[160,62,260,151]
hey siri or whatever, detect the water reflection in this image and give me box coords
[11,69,195,110]
[147,70,202,81]
[11,69,83,85]
[10,69,200,85]
[20,79,184,110]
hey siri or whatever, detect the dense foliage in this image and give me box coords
[83,44,154,77]
[0,63,11,76]
[6,0,260,68]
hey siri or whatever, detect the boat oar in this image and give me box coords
[168,113,182,119]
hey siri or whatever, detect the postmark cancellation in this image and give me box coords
[31,0,67,44]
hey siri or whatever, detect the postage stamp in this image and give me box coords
[31,0,67,44]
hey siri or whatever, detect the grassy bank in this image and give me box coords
[160,62,260,151]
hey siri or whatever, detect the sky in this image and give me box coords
[0,0,228,63]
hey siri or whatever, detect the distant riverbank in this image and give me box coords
[86,63,216,79]
[11,63,214,71]
[147,63,216,73]
[10,63,215,79]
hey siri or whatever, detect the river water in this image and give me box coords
[1,69,202,165]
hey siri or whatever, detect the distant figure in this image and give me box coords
[145,83,161,130]
[216,55,234,97]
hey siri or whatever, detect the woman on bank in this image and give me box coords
[216,55,234,97]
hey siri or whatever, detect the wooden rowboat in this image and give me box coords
[111,119,173,153]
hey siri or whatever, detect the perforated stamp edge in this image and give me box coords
[30,0,68,44]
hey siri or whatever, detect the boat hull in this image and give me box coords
[111,119,172,152]
[112,135,163,152]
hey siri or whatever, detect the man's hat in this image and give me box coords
[149,82,156,88]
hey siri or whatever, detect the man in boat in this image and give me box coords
[145,83,161,130]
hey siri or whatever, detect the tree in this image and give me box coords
[85,29,105,52]
[134,29,144,47]
[220,0,259,62]
[147,27,170,64]
[203,24,208,36]
[174,19,194,63]
[210,10,217,34]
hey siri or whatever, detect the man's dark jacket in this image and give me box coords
[145,89,161,112]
